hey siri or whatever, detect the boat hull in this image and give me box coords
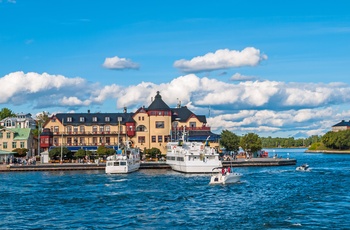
[209,172,242,185]
[105,162,140,174]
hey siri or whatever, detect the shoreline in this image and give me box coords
[0,158,297,172]
[305,150,350,154]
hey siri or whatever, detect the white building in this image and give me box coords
[0,113,36,129]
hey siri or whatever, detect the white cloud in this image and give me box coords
[102,56,139,70]
[230,73,258,81]
[173,47,268,73]
[2,71,350,137]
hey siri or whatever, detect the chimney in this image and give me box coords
[88,110,90,114]
[123,107,127,113]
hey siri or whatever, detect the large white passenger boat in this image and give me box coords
[105,142,141,174]
[166,132,222,173]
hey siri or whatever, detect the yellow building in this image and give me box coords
[43,91,220,154]
[0,128,34,162]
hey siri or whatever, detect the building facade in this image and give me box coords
[332,120,350,132]
[0,128,35,162]
[42,91,220,154]
[0,113,36,129]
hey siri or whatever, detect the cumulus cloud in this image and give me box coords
[102,56,139,70]
[1,71,350,137]
[230,73,258,81]
[173,47,268,73]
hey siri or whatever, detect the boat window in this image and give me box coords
[113,162,119,166]
[120,162,127,166]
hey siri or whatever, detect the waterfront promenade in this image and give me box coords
[0,157,296,172]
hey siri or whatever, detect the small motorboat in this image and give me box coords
[209,167,242,185]
[296,163,310,172]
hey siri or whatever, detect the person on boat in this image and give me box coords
[227,167,231,173]
[222,168,226,175]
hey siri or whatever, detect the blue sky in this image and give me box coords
[1,0,350,138]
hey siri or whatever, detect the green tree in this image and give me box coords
[74,149,87,159]
[144,148,161,159]
[96,145,115,157]
[49,147,72,160]
[219,130,240,153]
[240,133,262,154]
[0,108,15,120]
[12,148,29,157]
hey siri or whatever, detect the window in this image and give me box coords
[67,137,72,145]
[5,120,13,127]
[190,122,196,128]
[105,126,110,132]
[93,126,97,132]
[93,137,97,144]
[67,117,72,122]
[20,142,24,148]
[142,116,144,121]
[138,136,145,144]
[151,136,156,143]
[79,137,85,145]
[80,117,85,122]
[67,126,72,133]
[164,135,169,142]
[80,126,85,133]
[73,126,78,133]
[3,142,7,149]
[92,117,97,122]
[99,126,104,132]
[158,135,163,143]
[54,126,59,132]
[12,142,16,148]
[106,137,110,144]
[105,117,110,122]
[155,121,164,128]
[136,125,146,132]
[6,133,11,139]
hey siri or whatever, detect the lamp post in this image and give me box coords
[117,117,122,150]
[60,118,64,164]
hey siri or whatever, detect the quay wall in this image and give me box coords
[0,158,296,172]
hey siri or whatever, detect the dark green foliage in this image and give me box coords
[12,148,28,157]
[144,148,161,159]
[220,130,240,152]
[96,145,115,157]
[49,147,72,160]
[322,130,350,150]
[0,108,15,120]
[240,133,262,153]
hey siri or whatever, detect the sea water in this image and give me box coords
[0,149,349,229]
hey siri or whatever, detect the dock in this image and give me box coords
[0,158,296,172]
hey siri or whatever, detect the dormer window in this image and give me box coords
[105,117,110,122]
[80,117,85,122]
[67,117,72,122]
[92,117,97,122]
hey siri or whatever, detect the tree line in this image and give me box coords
[219,129,323,153]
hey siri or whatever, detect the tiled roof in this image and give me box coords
[55,113,135,125]
[147,91,170,111]
[332,120,350,127]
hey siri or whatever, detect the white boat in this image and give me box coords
[166,130,222,173]
[105,142,141,174]
[209,167,243,185]
[296,163,310,172]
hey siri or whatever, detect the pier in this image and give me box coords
[0,158,296,172]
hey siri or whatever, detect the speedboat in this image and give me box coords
[296,163,310,172]
[105,141,140,174]
[209,167,242,185]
